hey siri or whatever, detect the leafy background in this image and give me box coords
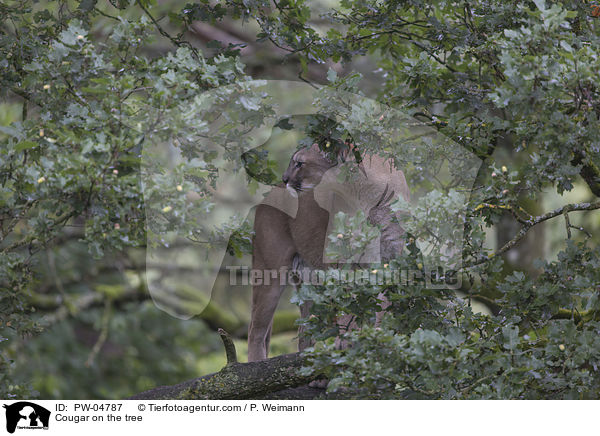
[1,0,600,399]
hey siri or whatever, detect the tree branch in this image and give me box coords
[466,201,600,268]
[32,283,299,337]
[136,0,202,61]
[128,352,325,400]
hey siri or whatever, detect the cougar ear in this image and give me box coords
[337,146,350,164]
[313,142,348,165]
[337,143,367,177]
[311,143,335,163]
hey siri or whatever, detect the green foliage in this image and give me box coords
[0,0,249,398]
[10,301,224,399]
[1,0,600,400]
[235,0,600,398]
[298,241,600,399]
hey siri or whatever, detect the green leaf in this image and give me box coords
[533,0,546,11]
[502,326,520,350]
[239,96,260,111]
[559,41,572,52]
[274,118,294,130]
[78,0,97,12]
[14,141,38,152]
[327,68,338,83]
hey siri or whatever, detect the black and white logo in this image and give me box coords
[3,402,50,434]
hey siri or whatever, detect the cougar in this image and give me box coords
[247,143,410,362]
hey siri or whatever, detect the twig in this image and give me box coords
[298,71,319,89]
[85,299,112,367]
[460,374,494,395]
[93,6,122,21]
[218,328,238,364]
[474,202,533,225]
[465,201,600,268]
[564,210,572,239]
[136,0,201,61]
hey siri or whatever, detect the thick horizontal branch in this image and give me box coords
[32,283,148,326]
[129,327,359,400]
[32,284,299,337]
[552,308,600,324]
[128,352,324,400]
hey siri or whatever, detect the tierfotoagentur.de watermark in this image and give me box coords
[226,265,459,288]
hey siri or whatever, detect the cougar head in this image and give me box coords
[282,144,338,197]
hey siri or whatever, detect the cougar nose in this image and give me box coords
[282,175,289,184]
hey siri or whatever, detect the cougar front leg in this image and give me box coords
[248,204,296,362]
[368,189,404,328]
[368,202,405,262]
[248,278,287,361]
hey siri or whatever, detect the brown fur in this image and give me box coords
[247,144,409,361]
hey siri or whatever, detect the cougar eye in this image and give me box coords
[295,161,303,169]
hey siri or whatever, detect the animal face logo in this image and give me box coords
[3,402,50,434]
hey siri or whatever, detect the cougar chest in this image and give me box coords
[289,192,330,269]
